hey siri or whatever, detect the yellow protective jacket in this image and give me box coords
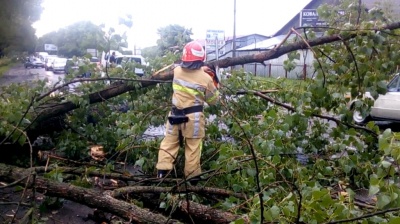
[165,66,219,138]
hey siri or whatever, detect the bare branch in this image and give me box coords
[112,185,246,199]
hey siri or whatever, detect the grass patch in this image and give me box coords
[252,75,312,90]
[0,57,16,78]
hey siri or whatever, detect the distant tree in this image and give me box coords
[142,24,193,70]
[103,27,129,55]
[0,0,43,56]
[37,21,107,58]
[156,24,192,55]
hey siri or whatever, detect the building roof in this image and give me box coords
[196,34,270,47]
[236,35,288,51]
[273,0,400,36]
[273,0,339,36]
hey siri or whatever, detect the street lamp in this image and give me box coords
[232,0,237,58]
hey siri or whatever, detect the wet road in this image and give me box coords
[0,63,66,88]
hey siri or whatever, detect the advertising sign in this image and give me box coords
[300,9,345,27]
[206,29,225,50]
[44,44,58,51]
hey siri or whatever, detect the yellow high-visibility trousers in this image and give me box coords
[156,135,202,178]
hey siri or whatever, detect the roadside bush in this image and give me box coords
[0,57,14,77]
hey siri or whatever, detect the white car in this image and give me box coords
[114,55,147,77]
[44,56,58,71]
[349,73,400,124]
[52,58,68,73]
[25,58,44,68]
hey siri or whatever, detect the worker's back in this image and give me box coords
[172,66,218,109]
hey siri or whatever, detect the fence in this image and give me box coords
[231,49,316,79]
[233,63,315,80]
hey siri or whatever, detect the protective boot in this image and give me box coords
[157,170,169,178]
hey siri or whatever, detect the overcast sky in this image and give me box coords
[33,0,312,49]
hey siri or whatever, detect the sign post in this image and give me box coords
[205,29,225,60]
[206,29,225,80]
[300,9,345,27]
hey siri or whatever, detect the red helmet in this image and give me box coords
[182,41,205,62]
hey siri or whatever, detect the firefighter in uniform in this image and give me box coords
[156,41,219,179]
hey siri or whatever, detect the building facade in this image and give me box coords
[212,0,400,78]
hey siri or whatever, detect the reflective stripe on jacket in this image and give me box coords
[165,66,219,138]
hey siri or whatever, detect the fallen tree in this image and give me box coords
[24,21,400,137]
[1,11,400,224]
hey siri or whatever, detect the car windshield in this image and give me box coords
[90,57,99,62]
[46,57,57,62]
[116,56,142,65]
[54,58,67,64]
[387,75,400,92]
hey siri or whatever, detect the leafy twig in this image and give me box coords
[0,95,36,145]
[241,90,377,137]
[36,77,172,102]
[326,207,400,224]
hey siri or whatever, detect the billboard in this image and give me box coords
[44,44,58,51]
[206,29,225,50]
[300,9,345,27]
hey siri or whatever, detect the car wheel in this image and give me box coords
[351,105,371,125]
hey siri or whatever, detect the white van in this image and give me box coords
[115,55,147,77]
[37,52,49,61]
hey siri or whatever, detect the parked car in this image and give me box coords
[24,58,44,68]
[65,59,79,74]
[90,57,102,70]
[65,58,93,77]
[90,57,100,64]
[44,56,58,71]
[348,73,400,124]
[115,55,146,77]
[52,58,68,73]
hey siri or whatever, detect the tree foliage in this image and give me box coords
[1,1,400,223]
[37,15,134,58]
[37,21,107,58]
[156,24,192,54]
[142,24,192,71]
[0,0,43,55]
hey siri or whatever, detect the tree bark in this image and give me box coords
[179,200,248,224]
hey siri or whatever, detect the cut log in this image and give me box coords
[0,163,248,223]
[0,163,177,223]
[179,200,248,224]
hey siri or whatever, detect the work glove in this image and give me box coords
[203,66,219,88]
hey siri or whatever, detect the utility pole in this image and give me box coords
[232,0,237,58]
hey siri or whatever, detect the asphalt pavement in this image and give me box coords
[0,63,65,88]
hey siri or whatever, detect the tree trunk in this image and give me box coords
[179,200,248,224]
